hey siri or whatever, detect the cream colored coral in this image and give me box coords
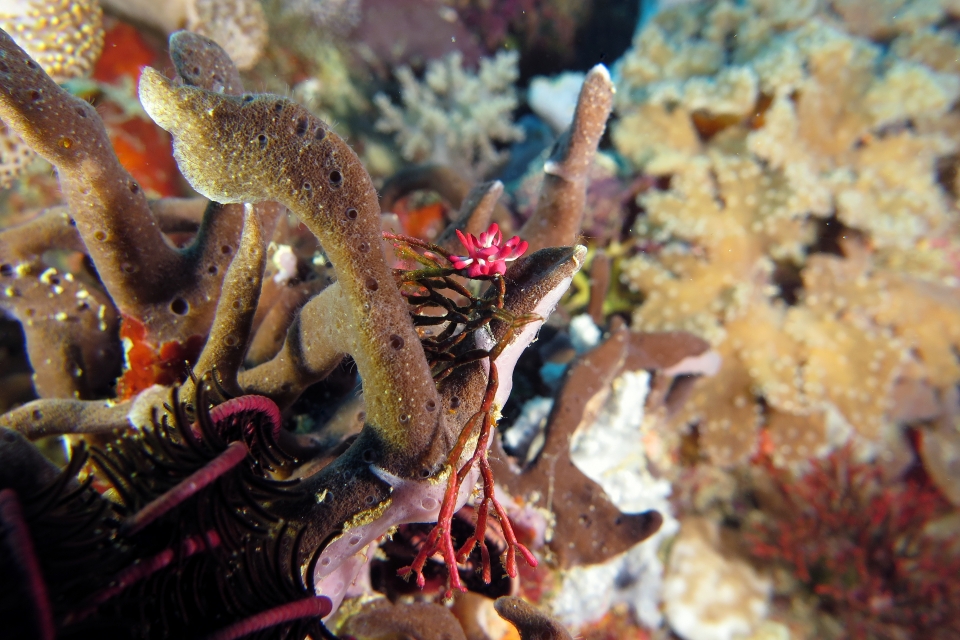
[374,51,523,180]
[664,517,771,640]
[864,61,960,126]
[0,0,104,188]
[615,22,723,103]
[829,0,950,40]
[612,103,701,173]
[892,28,960,74]
[0,0,103,81]
[186,0,267,70]
[615,0,960,466]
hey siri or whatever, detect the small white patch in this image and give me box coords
[569,313,602,353]
[528,71,586,133]
[271,244,297,284]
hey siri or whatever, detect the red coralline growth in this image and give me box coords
[392,196,448,241]
[93,22,158,85]
[116,316,203,400]
[106,116,180,197]
[94,22,180,197]
[748,447,960,640]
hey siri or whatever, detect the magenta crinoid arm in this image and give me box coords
[0,488,55,640]
[208,394,283,441]
[122,441,248,535]
[70,530,221,622]
[204,595,332,640]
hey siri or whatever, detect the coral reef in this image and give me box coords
[2,1,959,638]
[613,0,960,466]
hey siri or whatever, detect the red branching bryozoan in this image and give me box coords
[209,394,283,440]
[398,362,536,596]
[0,488,55,640]
[748,446,960,639]
[391,243,541,596]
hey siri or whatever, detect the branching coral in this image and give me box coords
[374,50,524,181]
[614,0,960,466]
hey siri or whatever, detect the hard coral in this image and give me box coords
[0,0,103,82]
[614,0,960,466]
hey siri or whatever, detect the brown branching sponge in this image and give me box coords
[520,64,615,252]
[139,64,448,471]
[0,28,284,399]
[0,0,104,188]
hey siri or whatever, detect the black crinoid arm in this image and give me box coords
[0,379,333,640]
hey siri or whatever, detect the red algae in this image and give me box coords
[748,447,960,639]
